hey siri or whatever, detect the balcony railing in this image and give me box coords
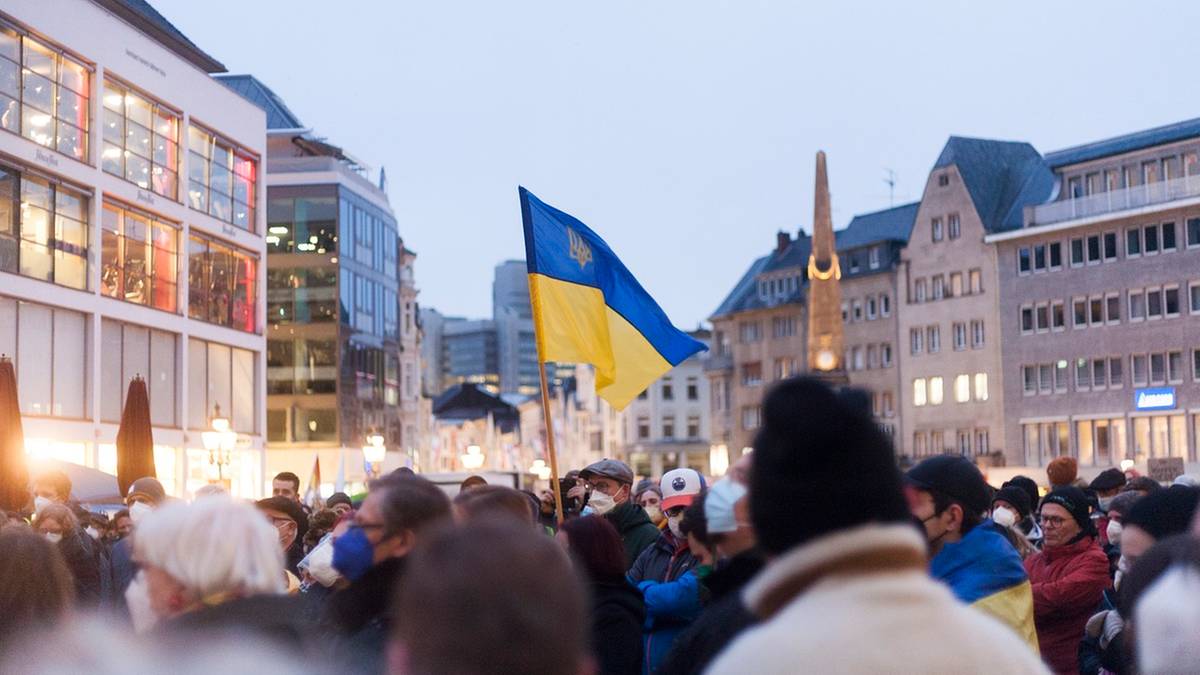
[1027,173,1200,227]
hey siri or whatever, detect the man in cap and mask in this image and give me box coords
[256,496,309,581]
[1088,468,1127,548]
[111,476,167,616]
[906,456,1039,651]
[580,459,660,567]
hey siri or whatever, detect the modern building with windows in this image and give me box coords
[218,74,420,488]
[990,119,1200,472]
[0,0,267,497]
[623,330,711,477]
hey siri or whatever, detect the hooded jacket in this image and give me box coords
[930,521,1039,652]
[605,501,661,569]
[322,557,408,674]
[707,524,1049,675]
[1024,536,1110,674]
[590,579,645,675]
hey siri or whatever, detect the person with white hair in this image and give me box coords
[127,496,317,659]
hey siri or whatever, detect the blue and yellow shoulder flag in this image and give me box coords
[519,187,707,410]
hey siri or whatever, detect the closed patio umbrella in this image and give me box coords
[116,376,155,496]
[0,355,28,512]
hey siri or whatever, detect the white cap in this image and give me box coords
[661,468,705,510]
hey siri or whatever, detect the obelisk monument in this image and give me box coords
[806,151,848,383]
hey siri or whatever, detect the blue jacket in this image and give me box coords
[628,532,701,675]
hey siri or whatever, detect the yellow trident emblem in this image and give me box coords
[567,227,593,270]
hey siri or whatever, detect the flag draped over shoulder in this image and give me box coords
[519,187,707,410]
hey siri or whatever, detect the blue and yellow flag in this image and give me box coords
[519,187,707,410]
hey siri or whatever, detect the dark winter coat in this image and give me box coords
[1078,589,1123,675]
[58,527,103,608]
[110,536,137,617]
[627,531,700,674]
[657,550,765,675]
[158,594,323,666]
[605,502,661,570]
[322,557,408,675]
[590,579,645,675]
[1024,536,1110,674]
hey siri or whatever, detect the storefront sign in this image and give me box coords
[1148,457,1185,483]
[1134,387,1176,411]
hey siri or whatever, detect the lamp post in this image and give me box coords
[461,444,485,471]
[201,403,237,487]
[363,432,386,479]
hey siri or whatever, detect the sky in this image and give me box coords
[158,0,1200,328]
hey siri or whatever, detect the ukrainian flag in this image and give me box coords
[519,187,707,410]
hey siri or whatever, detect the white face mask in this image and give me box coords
[668,514,684,539]
[1107,520,1123,547]
[643,504,663,524]
[129,501,153,525]
[34,496,52,514]
[588,490,616,516]
[44,532,62,544]
[125,571,159,634]
[1098,496,1115,512]
[992,506,1017,529]
[298,534,341,588]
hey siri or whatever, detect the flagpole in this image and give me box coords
[529,276,566,525]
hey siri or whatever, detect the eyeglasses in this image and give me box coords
[1039,515,1067,527]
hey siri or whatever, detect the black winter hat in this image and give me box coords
[256,496,309,543]
[1004,476,1042,514]
[1041,486,1093,533]
[326,492,353,510]
[1089,468,1127,492]
[993,485,1033,521]
[1122,485,1200,541]
[749,378,910,555]
[906,456,991,516]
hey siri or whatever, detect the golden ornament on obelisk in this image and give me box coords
[806,151,848,382]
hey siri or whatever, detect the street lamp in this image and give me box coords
[529,458,551,481]
[201,403,237,485]
[709,444,730,477]
[461,444,485,470]
[363,433,386,478]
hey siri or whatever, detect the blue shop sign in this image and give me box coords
[1134,387,1176,411]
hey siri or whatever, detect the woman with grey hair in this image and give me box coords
[127,496,315,656]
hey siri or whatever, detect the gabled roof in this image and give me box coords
[935,136,1054,233]
[213,75,304,129]
[1044,117,1200,169]
[835,201,919,249]
[710,253,772,320]
[93,0,225,73]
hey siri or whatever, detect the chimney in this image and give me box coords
[776,230,791,252]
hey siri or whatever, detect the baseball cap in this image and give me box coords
[579,459,634,485]
[661,468,705,510]
[905,455,991,516]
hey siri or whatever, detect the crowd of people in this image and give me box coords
[3,377,1200,674]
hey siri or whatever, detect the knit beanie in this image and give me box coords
[993,485,1033,521]
[1047,457,1078,488]
[1107,491,1142,519]
[1004,476,1041,514]
[750,378,910,555]
[1042,486,1093,534]
[1123,485,1200,540]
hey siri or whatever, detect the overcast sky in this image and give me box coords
[159,0,1200,328]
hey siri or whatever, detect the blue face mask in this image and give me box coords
[331,525,375,582]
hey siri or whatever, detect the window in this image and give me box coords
[1035,304,1049,332]
[661,378,674,401]
[1073,298,1087,328]
[1194,349,1200,381]
[1109,357,1123,388]
[686,415,700,439]
[1163,222,1177,251]
[1130,290,1145,321]
[1039,364,1053,394]
[957,430,971,454]
[661,416,675,439]
[913,378,927,406]
[1106,294,1120,323]
[869,246,880,269]
[938,174,949,187]
[188,337,256,433]
[950,272,963,297]
[953,322,967,350]
[102,80,179,199]
[1168,351,1184,383]
[1054,360,1068,392]
[267,196,338,254]
[738,321,760,343]
[1049,242,1062,269]
[914,432,928,457]
[1191,282,1200,314]
[927,325,940,353]
[880,293,891,316]
[971,320,985,348]
[187,233,259,332]
[1104,232,1118,260]
[915,278,927,303]
[101,202,178,312]
[954,374,970,402]
[1051,301,1065,330]
[187,125,257,231]
[867,345,878,369]
[969,269,982,294]
[0,168,88,290]
[1150,353,1166,384]
[974,373,988,401]
[0,28,89,160]
[881,343,893,367]
[1145,224,1159,253]
[910,328,923,354]
[1132,354,1148,386]
[852,300,862,321]
[1127,227,1142,257]
[852,347,864,371]
[1087,235,1101,263]
[266,338,336,396]
[1188,217,1200,248]
[741,406,761,430]
[771,315,796,338]
[740,362,763,386]
[1070,238,1084,266]
[1092,359,1107,388]
[975,429,990,455]
[686,377,698,401]
[1018,247,1031,274]
[866,296,877,320]
[637,416,650,439]
[1023,366,1036,394]
[948,214,961,239]
[1033,244,1047,271]
[1076,357,1091,389]
[1021,306,1034,334]
[0,298,87,419]
[932,275,944,300]
[882,391,894,417]
[929,377,944,405]
[931,217,944,242]
[1147,288,1163,318]
[773,358,796,380]
[1089,297,1103,326]
[1165,286,1180,316]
